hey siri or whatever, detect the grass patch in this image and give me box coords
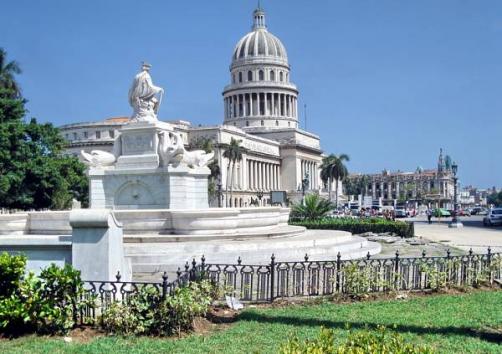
[1,291,501,353]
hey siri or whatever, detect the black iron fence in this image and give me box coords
[203,248,502,303]
[77,248,502,321]
[80,260,202,322]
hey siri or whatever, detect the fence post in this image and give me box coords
[191,258,197,281]
[487,247,493,283]
[336,252,341,293]
[270,254,276,303]
[394,250,400,290]
[162,272,168,300]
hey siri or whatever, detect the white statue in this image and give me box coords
[158,131,183,167]
[81,133,122,167]
[158,131,214,168]
[81,150,117,167]
[128,62,164,122]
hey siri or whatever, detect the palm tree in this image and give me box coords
[291,193,334,221]
[320,153,350,208]
[222,138,243,207]
[0,48,22,97]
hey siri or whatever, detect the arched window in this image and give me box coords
[239,72,243,83]
[246,121,249,126]
[259,70,264,81]
[288,122,291,127]
[275,120,279,126]
[232,74,236,84]
[270,70,275,81]
[247,71,253,81]
[261,120,264,126]
[279,72,284,82]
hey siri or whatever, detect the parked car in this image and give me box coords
[434,208,451,217]
[483,208,502,226]
[394,209,407,218]
[457,209,471,217]
[471,207,488,215]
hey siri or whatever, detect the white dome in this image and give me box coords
[231,7,288,68]
[233,30,288,63]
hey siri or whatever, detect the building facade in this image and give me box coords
[60,6,324,207]
[346,149,456,208]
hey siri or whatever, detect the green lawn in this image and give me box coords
[1,291,501,353]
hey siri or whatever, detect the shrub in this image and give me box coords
[279,326,434,354]
[102,285,159,336]
[0,255,91,335]
[101,280,217,337]
[0,252,26,298]
[290,217,414,238]
[36,264,91,333]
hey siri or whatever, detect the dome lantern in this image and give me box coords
[253,6,266,30]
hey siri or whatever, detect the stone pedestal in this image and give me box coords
[70,209,131,281]
[88,120,210,210]
[115,121,172,170]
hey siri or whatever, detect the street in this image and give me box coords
[409,215,502,254]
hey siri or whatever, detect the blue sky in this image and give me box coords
[1,0,501,188]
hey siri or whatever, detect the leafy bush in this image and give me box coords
[0,255,91,335]
[0,252,26,298]
[291,217,414,238]
[101,280,217,337]
[279,326,434,353]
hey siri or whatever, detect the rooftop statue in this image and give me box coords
[128,62,164,122]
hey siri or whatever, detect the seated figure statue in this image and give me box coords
[128,62,164,122]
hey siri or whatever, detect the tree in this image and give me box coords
[222,138,243,207]
[320,153,350,208]
[0,49,88,210]
[291,193,334,221]
[0,48,22,98]
[487,191,502,207]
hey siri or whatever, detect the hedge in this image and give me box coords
[290,217,415,238]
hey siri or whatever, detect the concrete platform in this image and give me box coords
[126,229,382,280]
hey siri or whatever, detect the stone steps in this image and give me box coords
[126,230,381,279]
[124,225,306,243]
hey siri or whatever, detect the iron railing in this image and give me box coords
[76,248,501,322]
[203,248,501,303]
[80,259,202,322]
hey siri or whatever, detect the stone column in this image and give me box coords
[271,93,275,116]
[257,93,261,116]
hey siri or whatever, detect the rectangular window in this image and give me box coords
[73,132,77,140]
[96,131,101,139]
[83,131,88,138]
[109,130,115,138]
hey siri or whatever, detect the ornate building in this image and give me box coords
[346,149,456,208]
[60,6,323,207]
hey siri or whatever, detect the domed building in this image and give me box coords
[60,6,326,207]
[223,6,299,130]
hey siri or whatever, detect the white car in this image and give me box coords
[483,208,502,226]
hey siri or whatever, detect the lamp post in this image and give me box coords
[217,182,222,208]
[301,172,309,205]
[449,162,463,228]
